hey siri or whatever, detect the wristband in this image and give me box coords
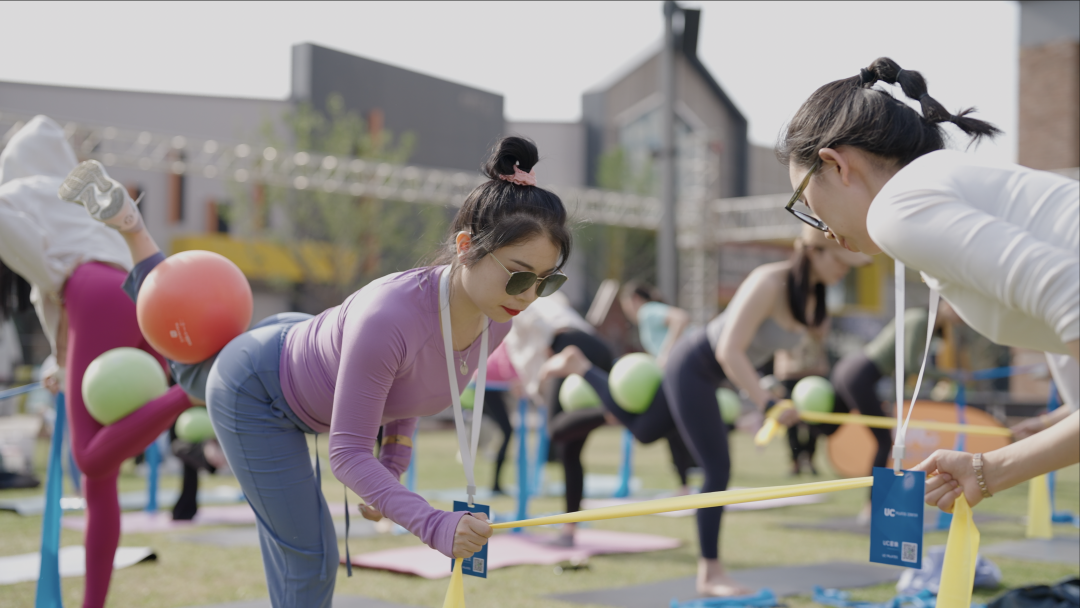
[973,453,992,498]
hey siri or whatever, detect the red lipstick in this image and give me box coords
[501,306,521,317]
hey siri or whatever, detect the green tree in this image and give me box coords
[234,94,451,306]
[578,147,659,295]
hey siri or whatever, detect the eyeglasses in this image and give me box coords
[785,157,829,232]
[489,253,568,297]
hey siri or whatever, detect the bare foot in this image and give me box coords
[697,559,752,597]
[697,576,753,597]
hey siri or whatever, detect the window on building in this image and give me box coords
[618,107,702,198]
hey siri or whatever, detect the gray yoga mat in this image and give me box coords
[184,597,422,608]
[548,561,902,607]
[982,537,1080,565]
[0,486,244,516]
[179,519,380,548]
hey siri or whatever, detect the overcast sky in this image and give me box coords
[0,1,1019,161]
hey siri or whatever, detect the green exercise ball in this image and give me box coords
[609,353,662,414]
[716,388,741,425]
[559,374,601,411]
[460,382,476,410]
[175,407,215,443]
[82,347,169,425]
[792,376,834,416]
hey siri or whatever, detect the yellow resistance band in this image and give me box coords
[445,477,980,608]
[491,477,872,529]
[755,402,1012,447]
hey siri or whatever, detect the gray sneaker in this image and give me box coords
[59,160,140,230]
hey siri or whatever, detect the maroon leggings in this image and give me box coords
[63,262,192,608]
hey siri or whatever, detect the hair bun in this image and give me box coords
[482,136,539,181]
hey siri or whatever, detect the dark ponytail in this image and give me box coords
[779,57,1002,169]
[437,136,571,270]
[787,246,826,328]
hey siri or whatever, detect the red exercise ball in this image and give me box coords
[136,250,253,364]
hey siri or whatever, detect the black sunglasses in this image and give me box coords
[490,253,568,297]
[785,157,829,232]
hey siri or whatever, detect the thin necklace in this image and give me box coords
[456,343,474,376]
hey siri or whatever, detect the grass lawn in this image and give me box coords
[0,423,1077,608]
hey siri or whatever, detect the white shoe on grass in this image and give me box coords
[58,160,141,231]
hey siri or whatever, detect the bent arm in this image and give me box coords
[916,410,1080,511]
[328,309,464,558]
[657,306,690,367]
[716,270,782,410]
[986,409,1080,494]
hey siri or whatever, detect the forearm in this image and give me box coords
[330,445,462,556]
[717,349,771,409]
[985,410,1080,494]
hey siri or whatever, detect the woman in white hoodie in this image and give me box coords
[0,116,193,608]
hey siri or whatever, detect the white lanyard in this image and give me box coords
[892,259,939,474]
[439,266,489,505]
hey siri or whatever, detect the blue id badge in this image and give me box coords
[452,501,490,578]
[870,467,925,569]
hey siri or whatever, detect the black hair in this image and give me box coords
[0,261,32,322]
[619,281,663,304]
[787,245,826,328]
[778,57,1001,169]
[436,136,571,272]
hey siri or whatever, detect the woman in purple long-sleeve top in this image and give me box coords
[216,137,571,605]
[64,136,571,608]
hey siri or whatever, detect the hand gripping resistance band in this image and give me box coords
[441,478,981,607]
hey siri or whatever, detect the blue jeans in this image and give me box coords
[127,253,331,606]
[206,318,337,608]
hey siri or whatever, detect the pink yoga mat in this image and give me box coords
[343,528,680,579]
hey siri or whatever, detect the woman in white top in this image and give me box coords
[778,57,1079,511]
[0,116,194,608]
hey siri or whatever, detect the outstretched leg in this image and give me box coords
[63,262,192,608]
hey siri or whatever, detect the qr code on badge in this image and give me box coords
[901,542,918,563]
[471,557,485,573]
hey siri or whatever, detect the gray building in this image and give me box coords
[292,43,504,172]
[0,44,510,345]
[582,8,747,199]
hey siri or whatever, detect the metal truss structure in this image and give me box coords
[1,110,796,321]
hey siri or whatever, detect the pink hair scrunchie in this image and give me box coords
[498,165,537,187]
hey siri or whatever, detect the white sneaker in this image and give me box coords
[58,160,141,231]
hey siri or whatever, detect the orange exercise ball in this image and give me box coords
[136,251,253,364]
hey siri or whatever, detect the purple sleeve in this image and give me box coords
[379,418,417,481]
[327,305,465,558]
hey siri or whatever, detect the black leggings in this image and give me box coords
[579,367,697,486]
[784,353,890,492]
[548,331,614,514]
[829,353,891,485]
[479,391,513,493]
[663,329,731,560]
